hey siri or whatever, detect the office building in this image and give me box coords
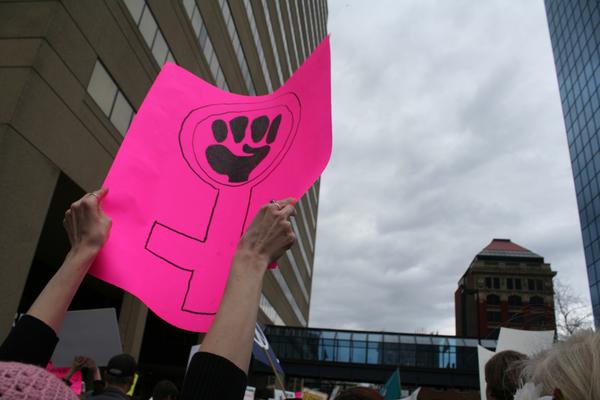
[0,0,327,391]
[455,239,556,339]
[544,0,600,327]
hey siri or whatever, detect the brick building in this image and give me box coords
[455,239,557,339]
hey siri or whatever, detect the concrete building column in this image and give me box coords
[0,126,59,339]
[118,293,148,359]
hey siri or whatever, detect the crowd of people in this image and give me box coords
[0,190,599,400]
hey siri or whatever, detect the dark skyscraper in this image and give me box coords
[544,1,600,327]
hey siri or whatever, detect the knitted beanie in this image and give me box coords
[0,362,78,399]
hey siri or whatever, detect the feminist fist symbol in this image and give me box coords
[207,114,282,183]
[145,95,301,315]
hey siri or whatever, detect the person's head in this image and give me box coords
[485,350,527,400]
[0,361,78,400]
[521,330,600,400]
[334,387,383,400]
[104,353,137,393]
[152,380,179,400]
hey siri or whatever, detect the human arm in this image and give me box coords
[0,189,111,366]
[63,355,88,384]
[181,198,296,399]
[84,357,102,382]
[26,188,111,334]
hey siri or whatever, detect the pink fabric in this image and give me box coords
[90,37,332,332]
[0,362,78,400]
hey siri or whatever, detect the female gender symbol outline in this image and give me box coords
[145,93,301,315]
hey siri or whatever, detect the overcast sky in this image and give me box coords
[308,0,592,335]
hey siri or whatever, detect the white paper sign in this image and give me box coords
[496,327,554,356]
[477,345,495,400]
[51,308,122,367]
[244,386,256,400]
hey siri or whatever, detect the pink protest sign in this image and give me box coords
[91,38,331,332]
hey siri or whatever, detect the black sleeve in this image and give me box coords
[180,352,247,400]
[0,314,59,367]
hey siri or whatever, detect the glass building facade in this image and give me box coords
[545,1,600,326]
[265,326,496,372]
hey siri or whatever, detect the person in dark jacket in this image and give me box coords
[151,379,178,400]
[89,353,137,399]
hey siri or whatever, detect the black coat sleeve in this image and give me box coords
[0,314,59,367]
[180,352,247,400]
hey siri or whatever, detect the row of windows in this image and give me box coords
[485,294,545,307]
[182,0,229,90]
[291,0,307,62]
[273,1,293,76]
[283,1,300,70]
[290,217,312,278]
[284,249,309,301]
[275,342,473,370]
[260,293,284,325]
[87,61,135,136]
[296,198,315,252]
[218,0,256,95]
[483,277,546,291]
[123,0,175,67]
[271,268,307,326]
[302,188,317,232]
[261,0,284,85]
[265,326,497,349]
[266,334,479,371]
[243,0,273,93]
[486,311,547,325]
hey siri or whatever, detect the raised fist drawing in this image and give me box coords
[206,114,282,183]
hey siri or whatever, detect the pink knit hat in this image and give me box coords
[0,362,78,399]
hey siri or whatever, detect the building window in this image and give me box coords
[487,311,501,322]
[515,278,522,290]
[181,0,229,90]
[493,277,500,289]
[292,0,307,62]
[243,0,273,92]
[284,0,300,68]
[507,312,524,324]
[507,278,514,290]
[487,294,500,305]
[259,293,284,325]
[536,279,543,291]
[273,0,294,76]
[528,279,535,291]
[218,0,256,95]
[123,0,176,66]
[530,296,544,308]
[485,277,492,289]
[527,313,545,326]
[508,295,522,306]
[260,0,284,85]
[87,60,134,136]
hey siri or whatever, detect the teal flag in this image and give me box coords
[380,369,402,400]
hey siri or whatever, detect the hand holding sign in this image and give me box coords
[90,38,331,331]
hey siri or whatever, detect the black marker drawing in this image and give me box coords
[145,94,301,315]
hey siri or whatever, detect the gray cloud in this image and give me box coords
[308,0,591,334]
